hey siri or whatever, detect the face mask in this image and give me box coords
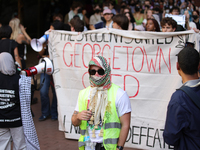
[145,5,150,9]
[192,15,198,20]
[103,6,109,10]
[88,56,111,88]
[130,2,136,6]
[95,9,100,13]
[135,7,140,12]
[90,75,102,81]
[78,8,82,14]
[121,5,126,9]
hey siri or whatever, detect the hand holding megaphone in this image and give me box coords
[31,34,49,52]
[21,57,54,76]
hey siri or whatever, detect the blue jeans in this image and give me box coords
[40,73,58,118]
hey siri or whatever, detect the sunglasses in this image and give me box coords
[88,69,105,75]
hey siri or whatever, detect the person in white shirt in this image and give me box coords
[71,56,131,150]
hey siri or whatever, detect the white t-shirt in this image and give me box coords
[74,87,131,146]
[89,14,101,25]
[107,21,113,29]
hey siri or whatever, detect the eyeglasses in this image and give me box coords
[88,69,105,75]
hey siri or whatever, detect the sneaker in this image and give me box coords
[39,115,50,121]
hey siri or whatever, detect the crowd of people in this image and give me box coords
[46,0,200,33]
[0,0,200,150]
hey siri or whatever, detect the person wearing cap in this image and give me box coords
[71,56,131,150]
[90,9,113,30]
[163,47,200,149]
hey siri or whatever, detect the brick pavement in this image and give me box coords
[32,90,78,150]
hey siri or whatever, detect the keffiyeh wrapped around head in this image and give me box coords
[88,56,111,89]
[88,56,112,135]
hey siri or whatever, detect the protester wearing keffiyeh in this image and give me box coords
[88,56,111,136]
[89,56,111,89]
[72,55,131,150]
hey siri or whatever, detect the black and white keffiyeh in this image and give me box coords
[19,75,40,150]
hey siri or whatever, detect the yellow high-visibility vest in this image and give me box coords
[78,83,121,150]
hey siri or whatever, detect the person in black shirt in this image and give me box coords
[9,18,32,70]
[0,52,26,150]
[0,25,22,68]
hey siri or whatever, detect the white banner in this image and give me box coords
[48,29,198,150]
[165,14,186,28]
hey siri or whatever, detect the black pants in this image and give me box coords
[95,143,105,150]
[20,56,26,70]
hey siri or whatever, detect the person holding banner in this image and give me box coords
[69,16,84,32]
[161,17,177,32]
[112,14,129,30]
[0,25,22,68]
[124,12,135,30]
[71,56,131,150]
[163,47,200,149]
[145,18,160,32]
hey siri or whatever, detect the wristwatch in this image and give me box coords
[117,146,123,150]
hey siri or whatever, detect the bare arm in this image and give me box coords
[89,25,95,30]
[117,112,131,148]
[71,110,92,126]
[64,14,69,24]
[143,9,147,20]
[71,111,81,126]
[14,47,22,68]
[39,43,48,57]
[185,10,190,30]
[185,19,190,30]
[20,24,31,44]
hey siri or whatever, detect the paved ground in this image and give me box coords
[27,49,141,150]
[31,90,78,150]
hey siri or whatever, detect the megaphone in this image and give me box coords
[31,34,49,52]
[21,57,54,76]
